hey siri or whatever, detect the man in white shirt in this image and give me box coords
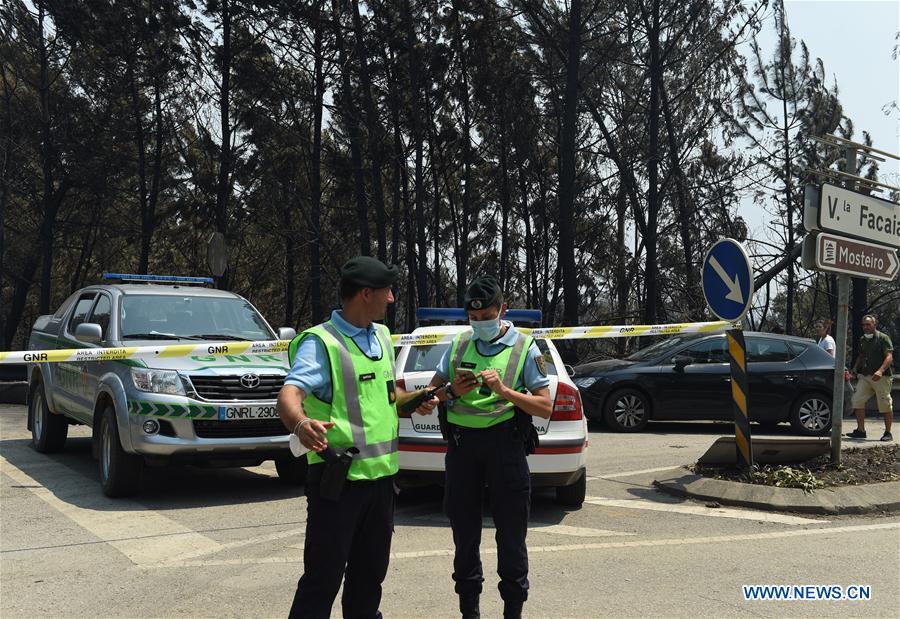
[815,320,836,357]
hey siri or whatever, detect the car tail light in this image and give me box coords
[396,377,411,418]
[843,370,850,382]
[551,382,583,421]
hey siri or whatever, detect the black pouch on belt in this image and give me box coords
[318,446,359,501]
[513,408,539,455]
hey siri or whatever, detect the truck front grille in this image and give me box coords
[189,374,284,401]
[193,419,288,438]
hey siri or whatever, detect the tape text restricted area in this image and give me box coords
[0,320,733,364]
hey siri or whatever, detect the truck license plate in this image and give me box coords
[218,405,278,421]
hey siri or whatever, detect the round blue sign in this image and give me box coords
[702,239,754,323]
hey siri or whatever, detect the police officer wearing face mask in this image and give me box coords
[417,277,552,619]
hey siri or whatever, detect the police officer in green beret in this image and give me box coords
[278,256,416,619]
[417,277,552,619]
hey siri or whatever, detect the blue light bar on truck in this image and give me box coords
[416,307,543,324]
[102,273,215,285]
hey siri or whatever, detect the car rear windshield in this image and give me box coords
[120,295,273,340]
[403,337,558,376]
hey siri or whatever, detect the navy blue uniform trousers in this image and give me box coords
[444,419,531,603]
[289,463,395,619]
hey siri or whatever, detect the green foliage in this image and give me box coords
[0,0,884,355]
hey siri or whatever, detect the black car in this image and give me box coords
[573,332,844,435]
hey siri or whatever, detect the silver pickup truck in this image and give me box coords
[26,274,302,497]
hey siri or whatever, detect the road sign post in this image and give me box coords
[803,136,900,465]
[702,239,754,469]
[726,329,752,470]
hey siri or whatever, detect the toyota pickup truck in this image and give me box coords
[26,273,302,497]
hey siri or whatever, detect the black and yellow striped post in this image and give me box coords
[727,329,753,469]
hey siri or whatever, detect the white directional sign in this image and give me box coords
[814,184,900,249]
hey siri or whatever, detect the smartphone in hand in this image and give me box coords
[455,367,481,383]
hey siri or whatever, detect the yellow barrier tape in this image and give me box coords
[393,320,732,347]
[0,340,290,365]
[0,321,733,364]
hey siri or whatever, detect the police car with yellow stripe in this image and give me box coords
[394,309,588,507]
[26,274,302,497]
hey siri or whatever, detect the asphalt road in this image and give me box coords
[1,404,897,618]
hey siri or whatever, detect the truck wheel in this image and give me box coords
[98,405,143,497]
[555,470,586,508]
[275,455,308,485]
[30,379,68,453]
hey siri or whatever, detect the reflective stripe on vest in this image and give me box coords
[319,322,398,459]
[448,331,531,424]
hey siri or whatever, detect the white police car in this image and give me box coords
[394,309,588,507]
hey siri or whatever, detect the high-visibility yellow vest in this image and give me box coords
[287,321,398,480]
[447,330,532,428]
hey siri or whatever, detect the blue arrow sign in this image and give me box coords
[702,239,754,323]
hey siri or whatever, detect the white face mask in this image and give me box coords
[470,317,501,341]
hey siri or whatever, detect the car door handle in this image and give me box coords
[721,377,731,382]
[785,375,797,382]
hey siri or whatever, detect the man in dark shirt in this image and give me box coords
[846,315,894,442]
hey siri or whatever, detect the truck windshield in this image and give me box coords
[120,295,273,341]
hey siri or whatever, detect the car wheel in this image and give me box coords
[604,388,651,432]
[30,379,68,453]
[555,470,586,508]
[99,406,143,497]
[274,455,308,485]
[789,393,832,436]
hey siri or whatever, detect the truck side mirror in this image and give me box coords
[278,327,297,341]
[75,322,103,344]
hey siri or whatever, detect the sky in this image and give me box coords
[740,0,900,241]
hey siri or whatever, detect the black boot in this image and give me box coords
[503,599,523,619]
[459,593,480,619]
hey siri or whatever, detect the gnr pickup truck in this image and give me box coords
[26,273,302,497]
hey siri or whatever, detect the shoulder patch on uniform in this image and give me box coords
[535,354,547,376]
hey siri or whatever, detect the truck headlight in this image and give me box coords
[573,376,599,389]
[131,368,186,396]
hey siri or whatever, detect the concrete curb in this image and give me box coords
[653,466,900,515]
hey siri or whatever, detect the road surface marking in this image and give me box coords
[587,466,680,480]
[412,514,635,538]
[584,495,825,525]
[0,453,222,566]
[163,526,307,563]
[142,522,899,568]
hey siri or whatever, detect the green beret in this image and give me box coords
[340,256,398,289]
[464,277,503,310]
